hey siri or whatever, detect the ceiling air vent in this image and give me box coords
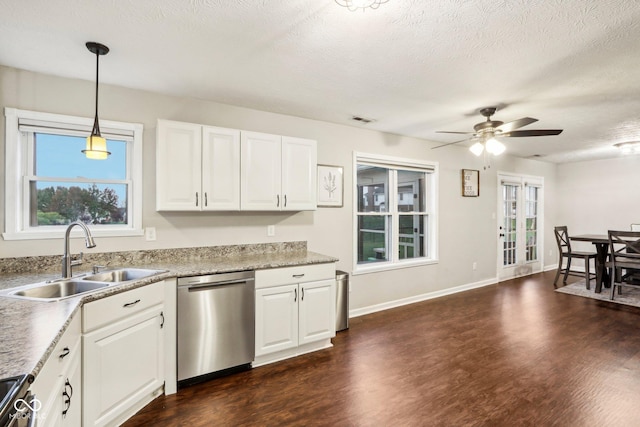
[351,116,375,124]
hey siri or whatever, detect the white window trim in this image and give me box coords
[352,151,439,275]
[3,107,144,240]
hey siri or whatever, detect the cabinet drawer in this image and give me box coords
[255,263,335,289]
[83,281,164,332]
[31,312,81,400]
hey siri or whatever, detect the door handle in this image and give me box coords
[499,233,505,237]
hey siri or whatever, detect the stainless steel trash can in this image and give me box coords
[336,270,349,331]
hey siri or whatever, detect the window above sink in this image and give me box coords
[3,108,144,240]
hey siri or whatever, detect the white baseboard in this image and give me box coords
[349,277,497,319]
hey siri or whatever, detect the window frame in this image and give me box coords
[353,152,438,275]
[3,108,144,240]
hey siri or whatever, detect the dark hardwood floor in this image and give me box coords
[124,271,640,426]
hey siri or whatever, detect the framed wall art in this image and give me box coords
[317,164,343,207]
[461,169,479,197]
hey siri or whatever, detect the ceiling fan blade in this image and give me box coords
[431,138,472,149]
[436,131,476,135]
[496,117,538,133]
[503,129,563,137]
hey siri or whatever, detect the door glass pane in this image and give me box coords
[399,214,425,259]
[525,186,539,262]
[357,215,389,263]
[397,170,425,212]
[502,184,518,266]
[357,166,389,212]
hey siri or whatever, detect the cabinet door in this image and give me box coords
[202,126,240,210]
[241,131,282,210]
[61,344,82,427]
[281,136,317,211]
[156,120,202,211]
[299,279,336,346]
[83,306,164,427]
[255,284,298,356]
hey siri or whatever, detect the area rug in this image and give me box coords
[555,280,640,308]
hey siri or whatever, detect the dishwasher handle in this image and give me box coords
[184,277,253,292]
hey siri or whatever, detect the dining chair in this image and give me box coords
[553,226,596,288]
[606,230,640,300]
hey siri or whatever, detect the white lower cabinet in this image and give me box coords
[254,264,336,365]
[30,313,82,427]
[82,281,165,427]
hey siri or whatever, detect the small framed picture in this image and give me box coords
[462,169,479,197]
[317,164,343,207]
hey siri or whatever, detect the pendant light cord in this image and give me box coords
[91,51,101,137]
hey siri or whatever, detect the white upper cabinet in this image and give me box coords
[156,120,240,211]
[158,120,316,211]
[281,136,317,211]
[156,120,202,211]
[241,132,317,211]
[202,126,241,210]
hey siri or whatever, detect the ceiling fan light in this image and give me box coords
[469,142,484,156]
[486,137,506,155]
[335,0,389,11]
[615,141,640,155]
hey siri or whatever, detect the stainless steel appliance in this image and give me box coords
[0,375,36,427]
[177,271,255,382]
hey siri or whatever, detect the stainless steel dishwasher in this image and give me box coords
[177,270,255,383]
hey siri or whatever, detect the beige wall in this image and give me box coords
[556,156,640,252]
[0,65,559,311]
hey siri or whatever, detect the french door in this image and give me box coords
[497,174,544,280]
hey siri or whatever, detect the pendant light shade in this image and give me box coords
[82,42,111,160]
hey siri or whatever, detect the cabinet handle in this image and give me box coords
[301,287,304,301]
[160,311,165,329]
[65,378,73,397]
[196,192,199,207]
[59,347,70,360]
[294,288,297,302]
[276,194,280,207]
[205,192,208,207]
[284,194,287,207]
[62,387,71,417]
[293,274,305,278]
[123,299,141,308]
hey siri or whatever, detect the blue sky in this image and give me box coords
[35,134,128,205]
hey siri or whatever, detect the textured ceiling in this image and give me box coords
[2,0,640,163]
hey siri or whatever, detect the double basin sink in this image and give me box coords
[2,268,166,301]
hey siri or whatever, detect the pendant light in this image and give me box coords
[83,42,111,160]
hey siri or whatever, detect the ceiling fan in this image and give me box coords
[432,107,563,158]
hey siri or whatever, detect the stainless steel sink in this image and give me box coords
[82,268,166,283]
[7,280,110,301]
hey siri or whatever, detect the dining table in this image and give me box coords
[570,234,610,293]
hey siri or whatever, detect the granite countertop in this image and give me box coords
[0,243,338,382]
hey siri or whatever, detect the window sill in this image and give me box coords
[2,228,144,241]
[352,258,438,276]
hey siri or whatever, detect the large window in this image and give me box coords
[354,153,437,273]
[4,108,143,239]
